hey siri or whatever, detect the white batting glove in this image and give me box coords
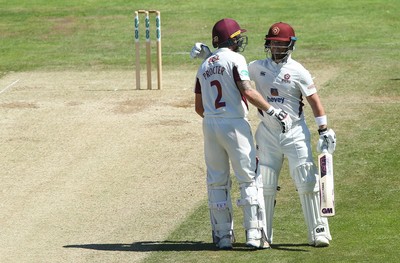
[317,128,336,153]
[266,107,292,133]
[190,42,212,60]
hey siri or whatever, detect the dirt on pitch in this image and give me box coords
[0,68,335,262]
[0,70,207,263]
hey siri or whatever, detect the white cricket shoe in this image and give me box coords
[314,236,330,247]
[217,236,233,250]
[246,239,271,249]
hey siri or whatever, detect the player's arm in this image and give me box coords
[237,80,271,111]
[307,93,326,130]
[194,78,204,118]
[237,80,292,133]
[195,93,204,118]
[307,93,336,153]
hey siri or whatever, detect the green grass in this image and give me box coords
[1,0,400,262]
[3,0,398,72]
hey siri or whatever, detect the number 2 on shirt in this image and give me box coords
[211,80,226,109]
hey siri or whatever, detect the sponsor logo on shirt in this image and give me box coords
[267,96,285,103]
[269,88,284,103]
[308,84,316,90]
[241,70,249,77]
[282,73,291,83]
[207,55,220,63]
[271,88,279,96]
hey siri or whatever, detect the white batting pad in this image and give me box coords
[260,165,278,244]
[237,180,266,242]
[294,163,331,244]
[208,184,234,243]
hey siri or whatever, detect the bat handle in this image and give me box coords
[321,145,329,153]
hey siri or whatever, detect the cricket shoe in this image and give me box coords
[314,236,330,247]
[246,239,271,249]
[216,236,233,250]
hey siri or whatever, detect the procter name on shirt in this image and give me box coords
[202,66,226,80]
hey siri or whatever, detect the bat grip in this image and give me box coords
[321,145,329,153]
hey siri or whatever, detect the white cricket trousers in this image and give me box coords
[203,117,257,187]
[255,120,314,174]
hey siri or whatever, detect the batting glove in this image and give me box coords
[266,107,292,133]
[190,42,212,60]
[317,128,336,153]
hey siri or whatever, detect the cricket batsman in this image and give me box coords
[193,18,292,250]
[191,22,336,247]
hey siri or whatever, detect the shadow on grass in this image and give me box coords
[64,240,311,252]
[271,243,311,252]
[64,240,220,252]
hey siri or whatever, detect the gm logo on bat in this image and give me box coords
[322,208,333,214]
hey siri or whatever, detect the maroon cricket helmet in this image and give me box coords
[265,22,297,42]
[212,18,247,48]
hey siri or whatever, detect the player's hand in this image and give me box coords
[267,107,292,133]
[317,128,336,153]
[190,43,212,60]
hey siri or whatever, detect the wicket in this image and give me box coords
[134,10,162,90]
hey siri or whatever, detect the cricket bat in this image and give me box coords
[318,149,335,217]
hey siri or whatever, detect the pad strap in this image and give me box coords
[244,220,263,230]
[209,201,228,210]
[236,197,258,206]
[213,222,233,231]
